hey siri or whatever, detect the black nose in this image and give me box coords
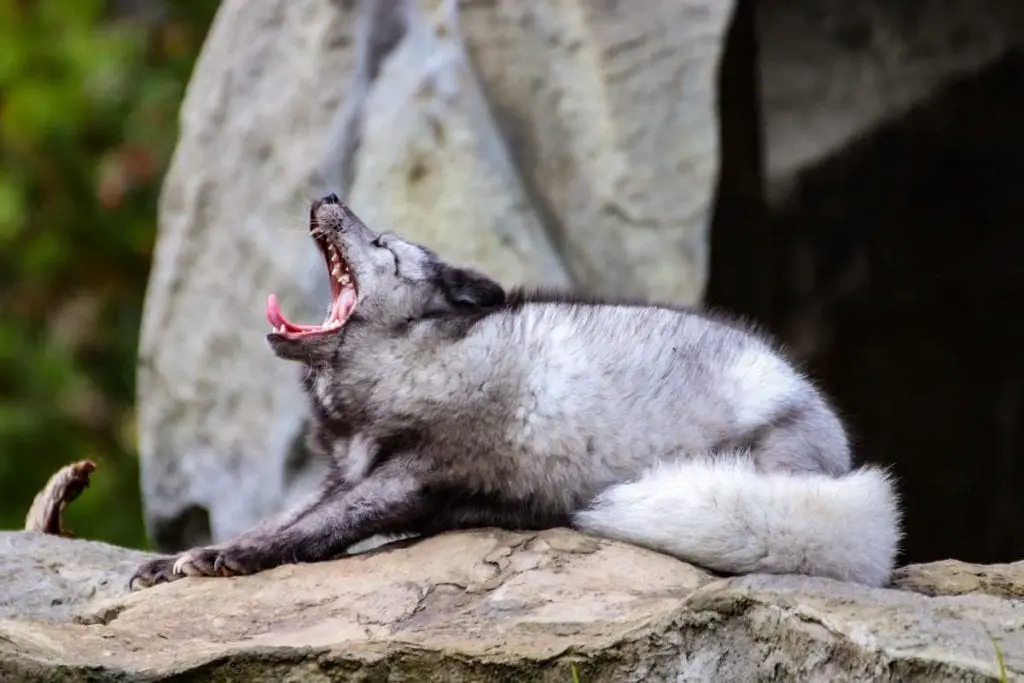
[311,193,341,213]
[309,193,343,231]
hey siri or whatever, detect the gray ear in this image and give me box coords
[440,266,506,309]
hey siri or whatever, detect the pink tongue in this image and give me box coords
[266,293,321,332]
[266,293,287,327]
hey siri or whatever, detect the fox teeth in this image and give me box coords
[339,274,350,285]
[332,265,342,278]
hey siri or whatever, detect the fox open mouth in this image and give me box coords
[266,237,358,338]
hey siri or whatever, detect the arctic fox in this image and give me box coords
[131,194,901,590]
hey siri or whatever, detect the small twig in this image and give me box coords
[24,460,98,537]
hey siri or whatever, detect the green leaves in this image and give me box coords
[0,0,218,548]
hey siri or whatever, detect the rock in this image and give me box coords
[0,532,157,624]
[137,0,377,551]
[1,529,1021,682]
[892,559,1024,600]
[138,0,734,551]
[758,0,1024,196]
[452,0,733,302]
[346,0,572,290]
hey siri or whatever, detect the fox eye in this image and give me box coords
[372,233,395,249]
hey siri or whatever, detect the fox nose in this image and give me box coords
[309,193,343,232]
[312,193,341,212]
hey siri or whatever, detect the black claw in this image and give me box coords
[129,557,180,590]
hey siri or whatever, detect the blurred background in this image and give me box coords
[3,0,1024,567]
[0,1,217,547]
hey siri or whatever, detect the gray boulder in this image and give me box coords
[1,530,1021,682]
[758,0,1024,196]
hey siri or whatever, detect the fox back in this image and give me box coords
[269,198,852,523]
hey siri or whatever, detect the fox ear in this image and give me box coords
[439,266,506,309]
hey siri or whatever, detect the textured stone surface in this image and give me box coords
[0,532,157,624]
[1,530,1022,682]
[453,0,731,301]
[346,0,572,290]
[136,0,362,550]
[892,559,1024,599]
[759,0,1024,194]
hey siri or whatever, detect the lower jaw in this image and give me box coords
[265,291,356,338]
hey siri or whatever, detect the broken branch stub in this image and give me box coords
[24,460,98,537]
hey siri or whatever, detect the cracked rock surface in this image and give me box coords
[1,529,1021,682]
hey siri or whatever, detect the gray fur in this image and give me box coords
[131,195,900,590]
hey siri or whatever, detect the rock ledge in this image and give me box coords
[1,529,1021,682]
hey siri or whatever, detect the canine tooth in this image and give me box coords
[332,265,342,278]
[340,274,350,285]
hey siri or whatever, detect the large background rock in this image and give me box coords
[345,0,571,290]
[1,530,1021,682]
[758,0,1024,195]
[136,0,363,550]
[138,0,734,551]
[450,0,733,301]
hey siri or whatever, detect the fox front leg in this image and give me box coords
[129,484,343,590]
[131,461,428,588]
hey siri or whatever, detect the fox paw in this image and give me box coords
[174,545,272,577]
[128,546,259,590]
[129,556,182,590]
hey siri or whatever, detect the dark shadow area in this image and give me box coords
[710,0,771,324]
[151,503,211,553]
[708,48,1024,565]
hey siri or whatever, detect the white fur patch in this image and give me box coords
[340,433,376,483]
[315,374,335,414]
[573,454,902,587]
[725,347,798,429]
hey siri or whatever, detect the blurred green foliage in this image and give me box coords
[0,0,217,548]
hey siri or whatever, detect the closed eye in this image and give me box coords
[372,232,401,249]
[371,235,401,274]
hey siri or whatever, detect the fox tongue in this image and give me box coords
[266,293,322,332]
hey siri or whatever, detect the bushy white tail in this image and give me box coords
[572,454,902,587]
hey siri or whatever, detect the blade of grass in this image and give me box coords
[987,631,1008,683]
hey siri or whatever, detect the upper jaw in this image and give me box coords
[264,196,363,339]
